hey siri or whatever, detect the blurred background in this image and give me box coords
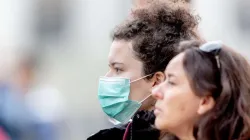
[0,0,249,140]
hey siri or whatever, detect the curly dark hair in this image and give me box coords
[112,1,199,79]
[177,40,250,140]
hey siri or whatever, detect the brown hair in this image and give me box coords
[176,40,250,140]
[112,1,199,79]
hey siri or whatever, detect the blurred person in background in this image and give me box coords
[133,0,191,9]
[0,48,63,140]
[87,1,199,140]
[152,40,250,140]
[0,47,17,140]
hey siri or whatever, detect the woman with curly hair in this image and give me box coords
[87,1,199,140]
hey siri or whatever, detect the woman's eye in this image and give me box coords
[168,81,175,85]
[115,68,122,73]
[167,79,175,86]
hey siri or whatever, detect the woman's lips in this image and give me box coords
[154,106,161,116]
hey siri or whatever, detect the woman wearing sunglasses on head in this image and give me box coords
[152,40,250,140]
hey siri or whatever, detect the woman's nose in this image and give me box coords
[152,83,164,100]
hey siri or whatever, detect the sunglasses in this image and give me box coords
[199,41,223,69]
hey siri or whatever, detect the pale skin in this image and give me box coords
[106,40,165,110]
[152,53,215,140]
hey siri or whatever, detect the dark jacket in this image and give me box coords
[87,110,160,140]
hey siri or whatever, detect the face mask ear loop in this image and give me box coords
[104,71,110,77]
[139,94,152,104]
[130,73,154,83]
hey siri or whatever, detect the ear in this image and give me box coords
[151,71,165,87]
[197,96,215,115]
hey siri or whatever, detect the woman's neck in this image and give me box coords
[171,123,196,140]
[178,135,195,140]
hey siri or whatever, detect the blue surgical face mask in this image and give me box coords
[98,74,152,124]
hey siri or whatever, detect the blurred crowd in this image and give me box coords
[0,47,65,140]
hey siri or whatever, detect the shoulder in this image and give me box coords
[87,126,126,140]
[129,110,160,139]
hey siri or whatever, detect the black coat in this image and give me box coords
[87,110,160,140]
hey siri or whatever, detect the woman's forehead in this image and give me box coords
[108,40,140,65]
[165,53,185,76]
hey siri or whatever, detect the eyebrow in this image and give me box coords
[109,62,124,67]
[166,73,175,78]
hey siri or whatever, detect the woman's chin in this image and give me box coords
[155,117,170,131]
[154,118,163,130]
